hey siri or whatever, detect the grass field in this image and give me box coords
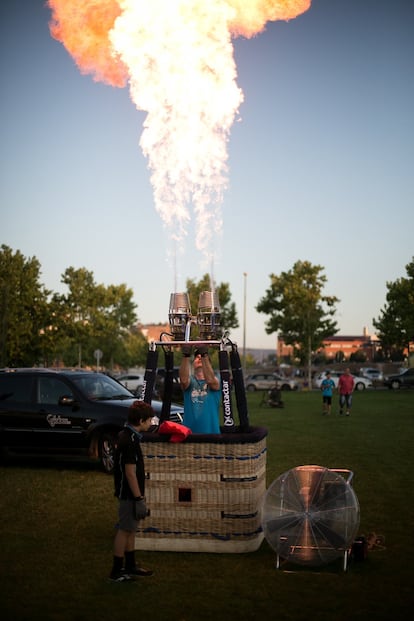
[1,389,413,621]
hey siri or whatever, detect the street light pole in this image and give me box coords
[243,272,247,377]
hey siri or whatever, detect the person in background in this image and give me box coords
[338,368,355,416]
[179,345,221,433]
[109,400,154,583]
[320,371,335,415]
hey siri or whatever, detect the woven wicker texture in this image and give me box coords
[137,428,267,551]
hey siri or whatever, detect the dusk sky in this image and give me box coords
[1,0,413,352]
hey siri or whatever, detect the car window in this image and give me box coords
[37,377,74,405]
[0,375,34,403]
[73,376,108,399]
[71,374,131,399]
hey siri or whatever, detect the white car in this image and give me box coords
[245,373,299,392]
[359,368,383,382]
[313,371,372,391]
[116,374,144,395]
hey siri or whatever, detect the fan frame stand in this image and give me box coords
[275,547,350,572]
[272,468,356,573]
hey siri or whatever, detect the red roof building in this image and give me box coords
[277,329,381,362]
[139,323,171,343]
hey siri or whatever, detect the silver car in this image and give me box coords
[245,373,298,392]
[359,368,383,382]
[116,373,144,395]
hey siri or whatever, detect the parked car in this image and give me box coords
[116,373,144,395]
[313,371,372,391]
[359,368,383,382]
[154,367,183,402]
[0,368,184,473]
[245,372,299,392]
[383,367,414,390]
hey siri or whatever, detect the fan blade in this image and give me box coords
[292,466,326,510]
[306,469,326,506]
[264,513,303,535]
[311,519,346,549]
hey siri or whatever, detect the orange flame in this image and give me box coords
[48,0,127,87]
[227,0,312,37]
[47,0,311,261]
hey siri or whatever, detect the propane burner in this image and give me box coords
[168,292,192,341]
[168,290,221,341]
[197,290,221,340]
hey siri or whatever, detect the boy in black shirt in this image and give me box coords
[109,400,154,582]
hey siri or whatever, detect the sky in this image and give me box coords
[1,0,413,351]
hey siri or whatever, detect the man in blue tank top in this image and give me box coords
[179,346,221,433]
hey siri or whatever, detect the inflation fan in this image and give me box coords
[261,465,360,570]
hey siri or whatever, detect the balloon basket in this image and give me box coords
[136,427,267,553]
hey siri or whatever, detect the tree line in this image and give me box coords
[1,245,413,372]
[0,246,238,370]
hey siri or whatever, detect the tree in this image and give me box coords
[185,273,239,337]
[54,267,139,368]
[0,245,50,366]
[373,257,414,359]
[120,326,149,369]
[256,260,339,387]
[350,350,367,363]
[0,249,146,369]
[96,282,141,370]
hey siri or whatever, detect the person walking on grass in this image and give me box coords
[109,400,154,583]
[320,371,335,415]
[338,368,355,416]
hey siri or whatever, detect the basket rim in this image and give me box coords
[142,425,268,444]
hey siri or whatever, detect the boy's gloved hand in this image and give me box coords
[134,498,148,520]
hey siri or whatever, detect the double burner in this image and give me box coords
[168,291,221,342]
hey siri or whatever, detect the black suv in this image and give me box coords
[0,368,184,473]
[383,367,414,390]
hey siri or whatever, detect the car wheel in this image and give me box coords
[99,432,117,474]
[246,384,256,392]
[281,384,291,391]
[355,382,365,391]
[391,380,400,390]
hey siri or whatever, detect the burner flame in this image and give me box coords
[47,1,311,267]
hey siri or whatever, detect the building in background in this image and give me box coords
[277,328,381,363]
[139,323,170,343]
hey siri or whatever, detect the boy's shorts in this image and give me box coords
[118,499,138,532]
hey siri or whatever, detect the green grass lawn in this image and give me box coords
[1,389,413,621]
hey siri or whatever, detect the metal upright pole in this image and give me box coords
[243,272,247,377]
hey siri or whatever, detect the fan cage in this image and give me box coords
[261,465,360,570]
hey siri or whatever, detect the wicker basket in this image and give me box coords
[136,426,267,552]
